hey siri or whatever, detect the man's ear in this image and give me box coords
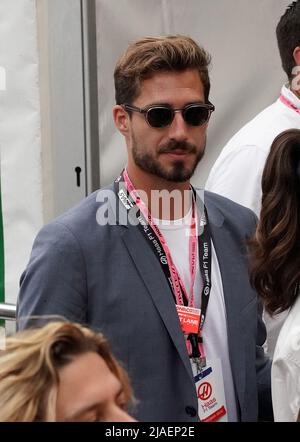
[113,105,130,136]
[293,46,300,67]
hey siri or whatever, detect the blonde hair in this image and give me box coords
[0,321,133,421]
[114,34,211,105]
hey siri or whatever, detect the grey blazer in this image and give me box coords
[17,186,272,422]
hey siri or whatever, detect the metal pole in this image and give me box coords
[0,303,16,320]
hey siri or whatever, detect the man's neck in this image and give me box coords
[126,165,192,221]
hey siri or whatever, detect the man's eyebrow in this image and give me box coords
[143,100,206,107]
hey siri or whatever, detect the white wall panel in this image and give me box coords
[0,0,43,303]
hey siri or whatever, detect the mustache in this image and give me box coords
[158,140,197,154]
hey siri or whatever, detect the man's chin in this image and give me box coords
[132,154,199,183]
[159,152,203,182]
[160,166,195,182]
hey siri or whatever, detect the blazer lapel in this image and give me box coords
[121,226,195,385]
[112,193,195,386]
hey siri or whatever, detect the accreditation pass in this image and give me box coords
[193,358,228,422]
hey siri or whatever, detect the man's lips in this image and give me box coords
[160,149,193,157]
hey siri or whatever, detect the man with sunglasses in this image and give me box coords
[18,35,272,422]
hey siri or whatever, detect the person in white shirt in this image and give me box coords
[206,1,300,357]
[249,129,300,421]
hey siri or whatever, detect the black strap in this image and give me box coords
[115,174,212,332]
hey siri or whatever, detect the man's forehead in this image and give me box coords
[136,69,204,104]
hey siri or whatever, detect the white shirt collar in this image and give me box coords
[281,83,300,109]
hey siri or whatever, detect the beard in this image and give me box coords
[131,137,206,182]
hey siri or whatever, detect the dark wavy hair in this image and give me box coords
[249,129,300,314]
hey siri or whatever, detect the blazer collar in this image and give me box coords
[199,189,224,228]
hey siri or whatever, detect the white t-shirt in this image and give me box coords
[272,296,300,421]
[205,84,300,358]
[153,206,238,422]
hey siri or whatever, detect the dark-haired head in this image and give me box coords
[249,129,300,314]
[276,1,300,83]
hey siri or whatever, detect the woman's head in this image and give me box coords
[261,129,300,197]
[0,321,134,421]
[250,129,300,314]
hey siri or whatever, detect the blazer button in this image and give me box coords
[185,406,197,417]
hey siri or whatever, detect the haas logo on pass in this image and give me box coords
[198,381,212,400]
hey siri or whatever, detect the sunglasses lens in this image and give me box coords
[146,107,173,128]
[184,106,210,126]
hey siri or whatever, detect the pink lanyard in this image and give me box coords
[279,94,300,115]
[123,169,198,308]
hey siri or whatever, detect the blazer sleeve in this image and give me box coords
[17,221,88,329]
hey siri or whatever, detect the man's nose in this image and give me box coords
[167,111,189,141]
